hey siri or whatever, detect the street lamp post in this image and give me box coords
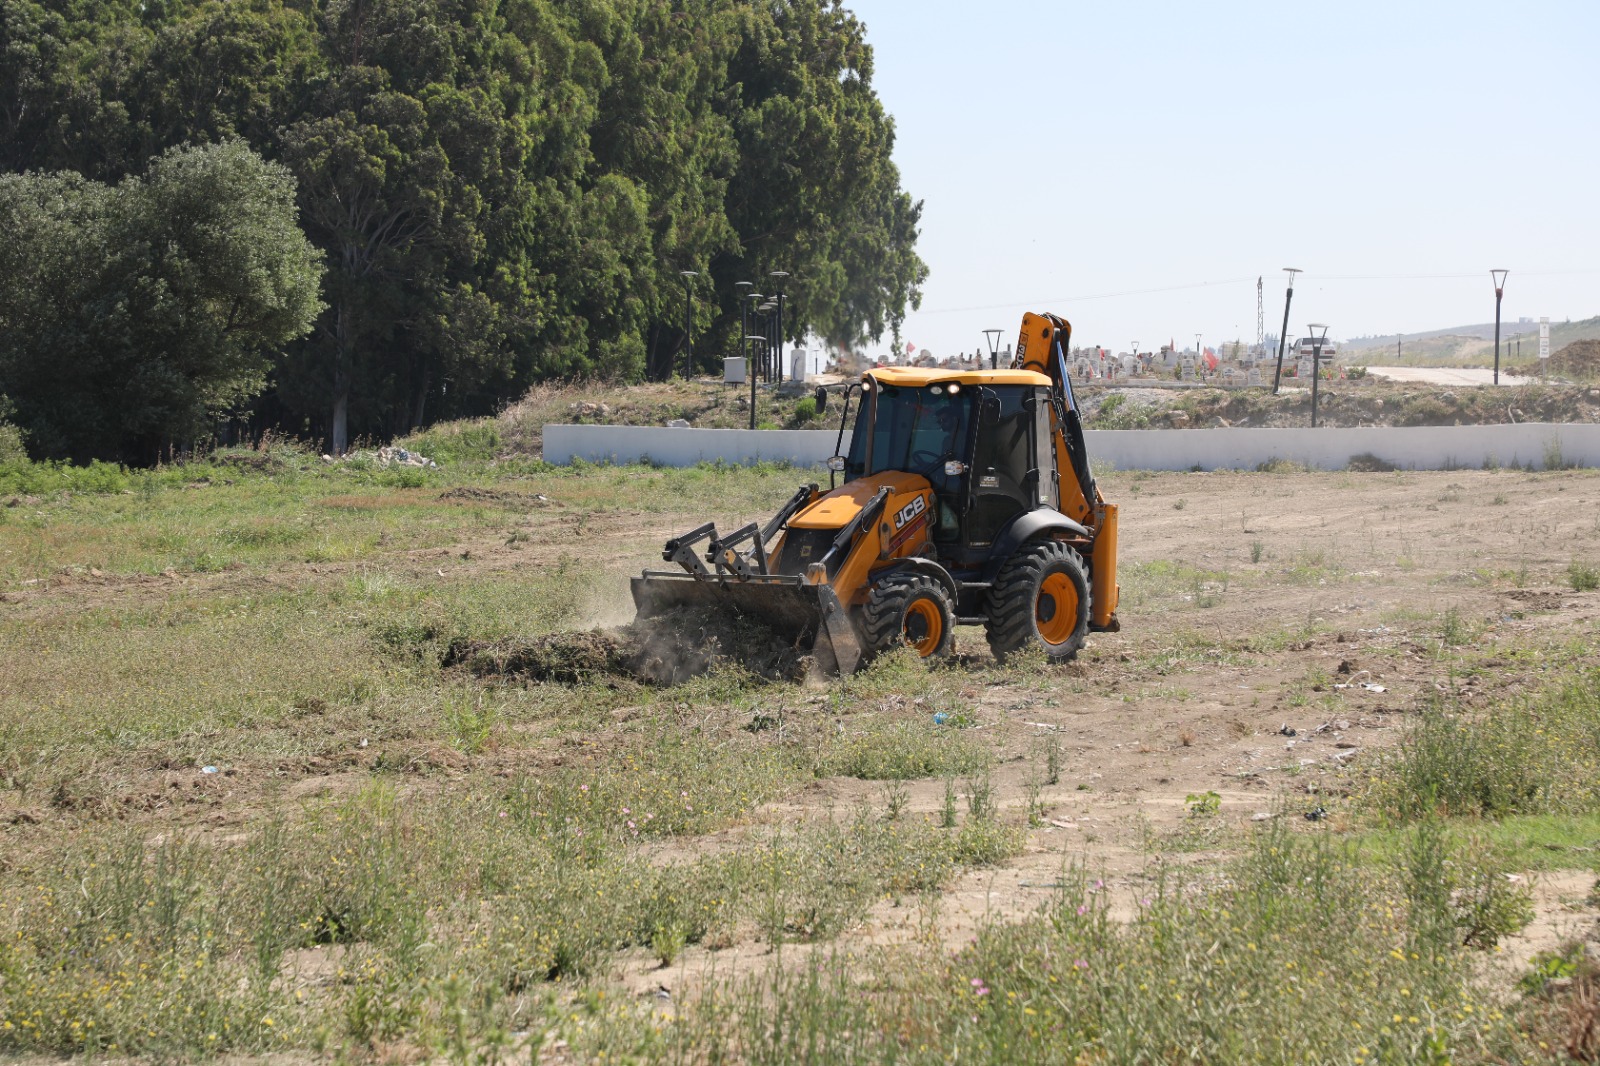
[759,302,777,381]
[1195,333,1203,377]
[679,270,698,380]
[1273,268,1302,394]
[1491,269,1509,385]
[745,336,765,429]
[983,329,1003,370]
[735,280,753,388]
[747,292,764,378]
[1307,323,1330,428]
[769,271,790,382]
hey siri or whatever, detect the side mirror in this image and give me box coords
[979,396,1002,427]
[813,385,828,413]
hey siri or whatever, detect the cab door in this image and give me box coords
[965,386,1036,549]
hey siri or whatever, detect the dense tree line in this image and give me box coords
[0,0,926,457]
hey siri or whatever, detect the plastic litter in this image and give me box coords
[932,712,951,725]
[200,766,217,774]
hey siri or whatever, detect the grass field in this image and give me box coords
[3,440,1599,1063]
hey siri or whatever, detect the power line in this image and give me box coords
[910,267,1600,316]
[915,276,1257,316]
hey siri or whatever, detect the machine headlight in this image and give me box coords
[944,461,968,476]
[946,382,961,394]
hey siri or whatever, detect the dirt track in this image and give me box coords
[5,466,1598,1005]
[600,466,1600,992]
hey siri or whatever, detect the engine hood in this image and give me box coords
[788,470,932,530]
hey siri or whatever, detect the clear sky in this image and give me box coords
[843,0,1599,359]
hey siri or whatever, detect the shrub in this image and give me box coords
[1364,673,1600,821]
[1347,452,1397,472]
[0,420,25,462]
[1569,560,1599,592]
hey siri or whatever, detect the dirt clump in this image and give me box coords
[446,630,630,684]
[446,606,812,686]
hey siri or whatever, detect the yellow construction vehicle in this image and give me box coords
[631,311,1119,674]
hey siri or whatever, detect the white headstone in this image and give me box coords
[1539,317,1550,360]
[723,357,746,384]
[791,349,810,381]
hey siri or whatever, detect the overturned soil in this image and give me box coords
[445,605,814,685]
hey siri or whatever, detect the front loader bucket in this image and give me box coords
[630,572,863,677]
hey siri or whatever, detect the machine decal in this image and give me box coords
[887,508,930,553]
[893,494,927,530]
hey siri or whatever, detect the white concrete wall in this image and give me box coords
[544,424,850,467]
[1090,423,1600,471]
[542,422,1600,472]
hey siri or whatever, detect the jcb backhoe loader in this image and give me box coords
[630,312,1119,675]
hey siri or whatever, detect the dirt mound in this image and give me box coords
[446,606,813,686]
[446,630,631,684]
[1548,340,1600,379]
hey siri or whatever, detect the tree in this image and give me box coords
[0,0,928,445]
[0,140,324,461]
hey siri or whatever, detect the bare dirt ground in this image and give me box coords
[601,467,1600,996]
[5,467,1599,1016]
[1363,366,1535,386]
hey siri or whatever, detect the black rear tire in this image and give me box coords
[984,539,1091,662]
[860,574,955,660]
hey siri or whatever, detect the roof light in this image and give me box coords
[930,385,944,395]
[947,382,961,394]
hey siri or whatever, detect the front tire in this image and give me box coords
[985,539,1091,662]
[860,574,955,660]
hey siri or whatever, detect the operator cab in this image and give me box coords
[842,372,1060,569]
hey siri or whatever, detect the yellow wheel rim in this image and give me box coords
[903,598,944,657]
[1036,572,1079,645]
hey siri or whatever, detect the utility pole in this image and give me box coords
[1256,277,1264,355]
[1491,269,1508,385]
[1272,268,1302,394]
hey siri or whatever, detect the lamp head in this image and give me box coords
[1491,269,1509,292]
[735,280,753,292]
[680,270,698,280]
[1307,322,1329,343]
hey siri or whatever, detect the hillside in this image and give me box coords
[1343,316,1600,367]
